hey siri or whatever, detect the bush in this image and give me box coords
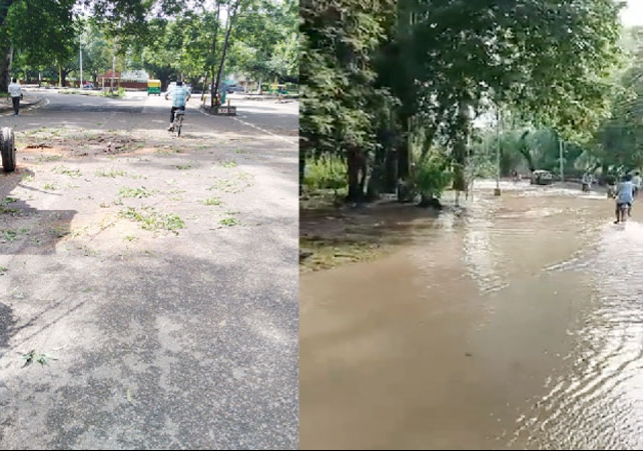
[411,150,453,200]
[304,154,347,192]
[101,87,126,98]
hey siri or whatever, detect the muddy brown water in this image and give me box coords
[300,180,643,450]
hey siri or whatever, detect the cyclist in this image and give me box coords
[615,174,636,224]
[165,80,190,132]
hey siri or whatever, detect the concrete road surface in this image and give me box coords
[0,91,298,449]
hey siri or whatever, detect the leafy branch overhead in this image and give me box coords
[301,0,627,203]
[0,0,297,93]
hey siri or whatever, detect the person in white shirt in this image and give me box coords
[582,173,593,192]
[632,171,642,198]
[7,78,22,116]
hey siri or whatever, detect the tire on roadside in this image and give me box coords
[0,127,16,172]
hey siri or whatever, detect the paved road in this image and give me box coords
[2,90,298,143]
[0,91,298,449]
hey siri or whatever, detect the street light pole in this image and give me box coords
[494,107,501,196]
[79,43,83,88]
[559,136,564,182]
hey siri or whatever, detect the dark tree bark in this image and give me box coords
[346,145,366,203]
[212,0,241,108]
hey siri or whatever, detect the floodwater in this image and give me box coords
[300,180,643,450]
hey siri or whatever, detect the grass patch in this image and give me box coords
[221,160,237,168]
[22,349,57,367]
[36,155,62,163]
[95,168,127,178]
[234,148,247,154]
[52,226,70,238]
[208,178,244,193]
[2,197,17,203]
[175,164,193,170]
[120,207,185,234]
[0,206,19,214]
[236,172,254,182]
[43,183,57,190]
[204,197,222,206]
[304,154,347,192]
[220,217,240,227]
[22,174,34,182]
[0,266,7,275]
[156,147,181,155]
[53,165,82,177]
[300,236,387,272]
[1,230,18,242]
[118,186,154,198]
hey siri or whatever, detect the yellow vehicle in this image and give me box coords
[147,79,161,96]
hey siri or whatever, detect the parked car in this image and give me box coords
[210,84,233,94]
[82,82,95,89]
[531,169,553,185]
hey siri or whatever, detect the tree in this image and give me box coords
[0,0,76,89]
[301,0,626,203]
[300,0,396,202]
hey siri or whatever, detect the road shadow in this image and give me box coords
[0,229,298,449]
[0,168,77,255]
[0,301,16,354]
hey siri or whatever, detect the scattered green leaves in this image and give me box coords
[120,207,185,234]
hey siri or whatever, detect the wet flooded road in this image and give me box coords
[300,181,643,450]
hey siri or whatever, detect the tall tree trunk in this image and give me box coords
[0,47,10,92]
[213,0,242,108]
[0,0,13,92]
[346,145,366,203]
[396,115,411,184]
[58,62,62,87]
[209,3,221,108]
[299,143,307,196]
[61,69,68,88]
[518,148,535,172]
[201,72,209,103]
[384,147,398,192]
[452,97,471,194]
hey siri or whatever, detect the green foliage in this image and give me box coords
[5,0,77,68]
[300,0,396,158]
[301,0,624,201]
[411,149,452,199]
[304,153,347,191]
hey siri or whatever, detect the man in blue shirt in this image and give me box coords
[615,174,635,224]
[164,80,190,131]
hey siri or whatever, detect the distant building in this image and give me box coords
[121,70,150,82]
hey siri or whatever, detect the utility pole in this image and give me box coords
[494,107,501,196]
[79,43,83,88]
[559,136,564,182]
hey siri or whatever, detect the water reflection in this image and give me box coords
[512,218,643,450]
[301,181,643,450]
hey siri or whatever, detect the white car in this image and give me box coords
[530,170,553,185]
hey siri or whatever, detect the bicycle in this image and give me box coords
[171,109,185,137]
[617,202,630,224]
